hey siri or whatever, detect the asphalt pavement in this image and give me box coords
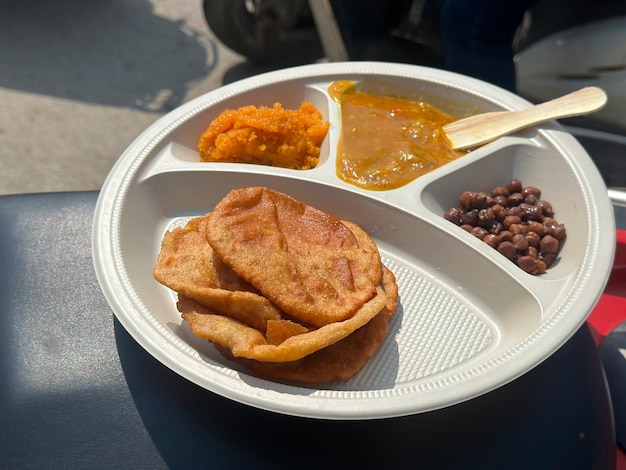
[0,0,261,196]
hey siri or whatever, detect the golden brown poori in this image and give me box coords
[153,187,398,384]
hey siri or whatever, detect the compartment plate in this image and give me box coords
[92,62,615,419]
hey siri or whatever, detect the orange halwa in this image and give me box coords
[197,102,329,170]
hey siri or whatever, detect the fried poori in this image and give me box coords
[180,266,398,384]
[206,187,383,327]
[215,309,390,384]
[153,187,398,384]
[153,214,282,331]
[180,286,386,362]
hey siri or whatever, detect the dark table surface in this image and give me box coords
[0,190,616,469]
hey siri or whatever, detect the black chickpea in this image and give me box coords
[444,179,566,275]
[537,200,554,217]
[507,193,525,206]
[489,221,503,234]
[472,226,489,239]
[524,194,538,205]
[443,207,463,225]
[509,223,526,235]
[493,195,508,206]
[499,230,513,242]
[461,210,479,226]
[498,241,517,260]
[507,206,524,218]
[517,255,539,273]
[512,233,529,251]
[525,231,541,248]
[540,235,560,254]
[491,186,509,197]
[491,203,506,220]
[525,246,538,258]
[507,179,523,193]
[503,215,521,229]
[522,186,541,198]
[527,220,545,236]
[483,233,499,248]
[478,208,496,227]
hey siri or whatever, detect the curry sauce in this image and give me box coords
[330,81,466,191]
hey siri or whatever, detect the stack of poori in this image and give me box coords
[153,187,398,384]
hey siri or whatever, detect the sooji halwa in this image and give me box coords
[153,187,398,384]
[329,80,467,191]
[197,102,329,170]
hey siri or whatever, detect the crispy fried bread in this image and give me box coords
[179,286,386,362]
[205,187,383,327]
[153,188,398,384]
[153,215,282,331]
[181,266,398,384]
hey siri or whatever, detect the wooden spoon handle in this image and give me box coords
[443,87,608,150]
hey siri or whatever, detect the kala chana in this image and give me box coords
[444,179,566,275]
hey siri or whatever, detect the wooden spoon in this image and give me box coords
[443,86,608,150]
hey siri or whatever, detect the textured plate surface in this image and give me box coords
[92,62,615,419]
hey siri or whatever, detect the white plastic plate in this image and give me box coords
[92,62,616,420]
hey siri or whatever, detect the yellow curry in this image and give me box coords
[329,81,466,191]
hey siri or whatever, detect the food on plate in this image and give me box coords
[444,179,567,275]
[153,215,283,331]
[328,80,467,191]
[180,286,386,363]
[205,187,382,327]
[182,265,398,384]
[153,187,398,384]
[197,102,329,170]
